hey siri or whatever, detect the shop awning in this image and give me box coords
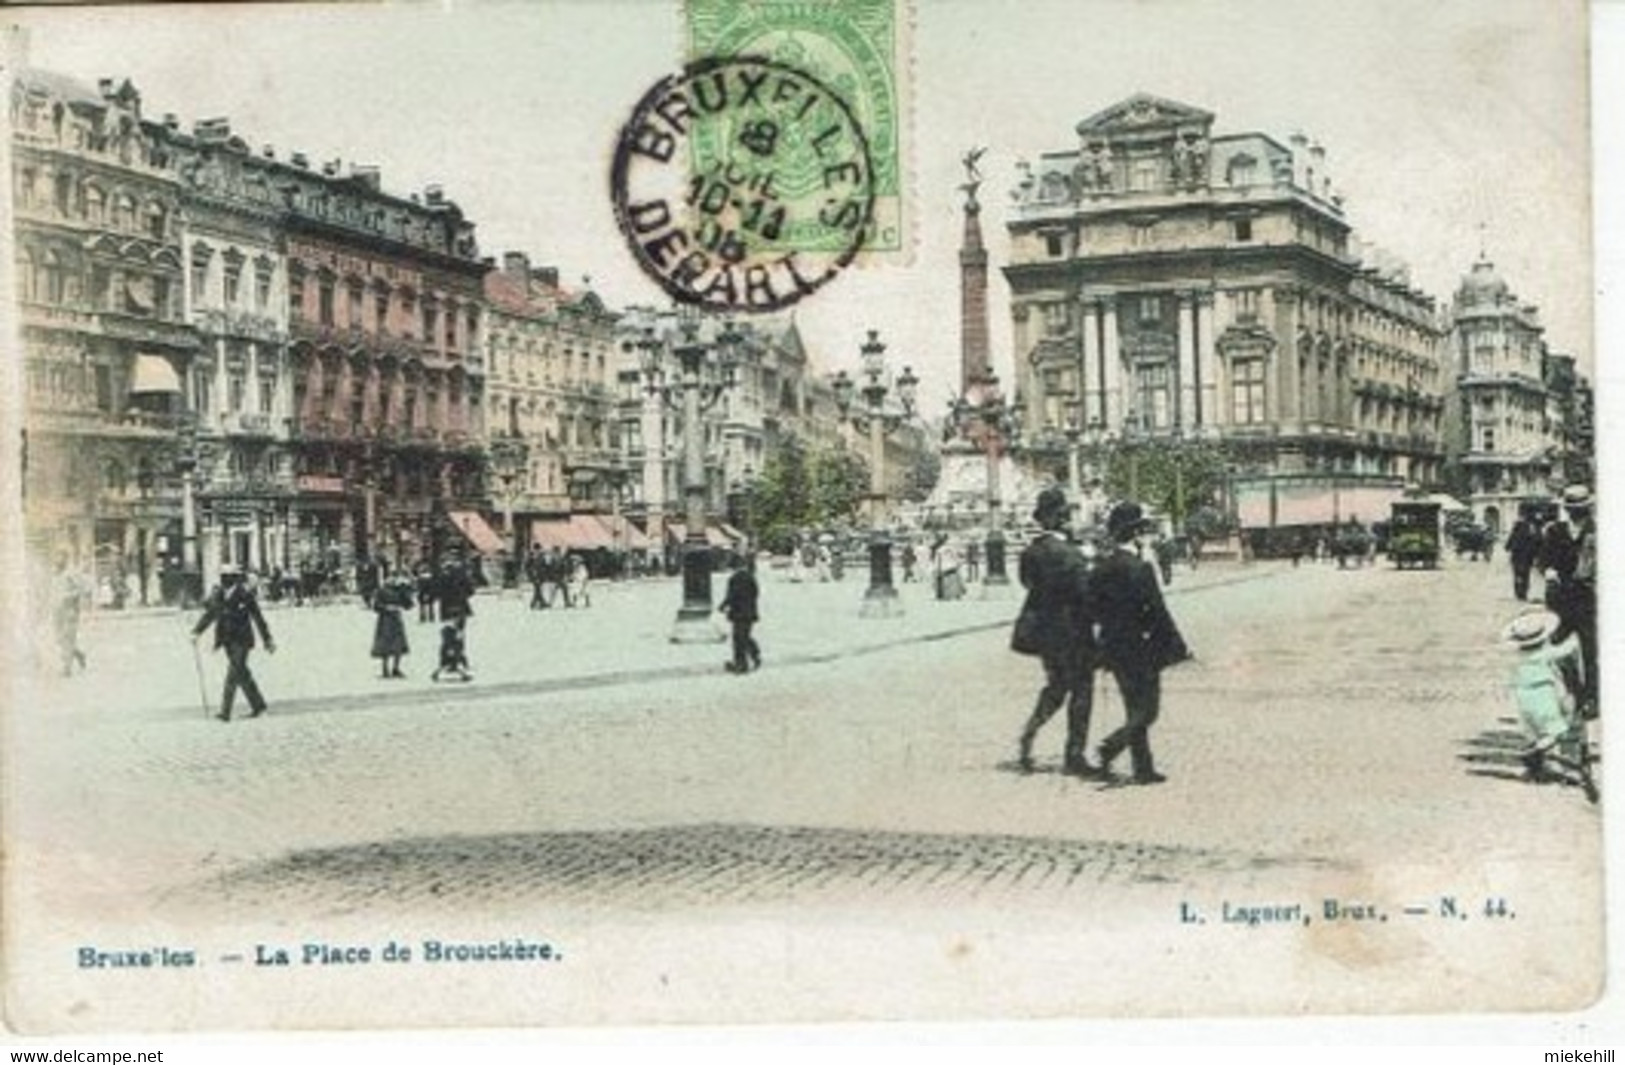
[129,354,182,394]
[530,514,617,551]
[666,522,734,548]
[594,513,651,550]
[448,510,505,555]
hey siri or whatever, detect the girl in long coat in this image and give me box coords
[372,573,412,678]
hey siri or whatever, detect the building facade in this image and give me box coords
[13,69,199,604]
[485,251,622,555]
[1005,94,1449,533]
[280,167,490,574]
[1443,256,1575,531]
[168,117,294,588]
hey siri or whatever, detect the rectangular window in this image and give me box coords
[1135,364,1171,430]
[223,262,241,306]
[423,306,438,346]
[445,311,457,350]
[1130,159,1159,192]
[1231,359,1266,424]
[1233,218,1253,242]
[318,280,335,326]
[376,293,390,334]
[255,262,273,309]
[1044,232,1063,257]
[347,285,364,330]
[1138,295,1161,324]
[289,276,305,320]
[258,378,274,416]
[95,365,113,412]
[228,374,245,414]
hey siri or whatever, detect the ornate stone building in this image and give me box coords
[280,165,490,571]
[12,68,199,602]
[484,251,623,554]
[1005,94,1449,532]
[166,117,294,587]
[1443,256,1576,530]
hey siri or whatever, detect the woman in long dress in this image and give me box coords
[371,572,412,678]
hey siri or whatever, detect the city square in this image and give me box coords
[0,0,1606,1040]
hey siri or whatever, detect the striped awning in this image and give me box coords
[531,514,616,551]
[666,522,734,548]
[449,510,505,555]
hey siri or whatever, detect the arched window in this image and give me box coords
[84,183,105,223]
[114,193,137,231]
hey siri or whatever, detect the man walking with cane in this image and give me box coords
[191,563,276,722]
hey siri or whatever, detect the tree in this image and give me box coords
[809,443,870,526]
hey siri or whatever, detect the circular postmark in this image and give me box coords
[610,55,876,313]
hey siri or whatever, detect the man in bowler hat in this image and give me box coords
[1014,486,1100,776]
[191,564,276,721]
[1092,501,1191,784]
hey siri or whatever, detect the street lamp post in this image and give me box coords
[489,434,528,586]
[832,329,919,618]
[1063,396,1083,528]
[659,313,740,643]
[951,369,1017,589]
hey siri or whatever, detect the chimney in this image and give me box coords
[162,113,179,131]
[533,265,560,288]
[262,145,276,159]
[291,152,309,169]
[322,158,341,177]
[351,164,381,192]
[424,184,445,206]
[502,251,530,278]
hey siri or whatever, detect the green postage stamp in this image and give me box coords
[685,0,910,260]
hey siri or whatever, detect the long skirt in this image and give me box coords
[372,608,409,658]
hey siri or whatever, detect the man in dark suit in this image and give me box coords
[1504,513,1542,602]
[191,564,276,722]
[1014,486,1099,776]
[1092,501,1191,785]
[718,554,762,674]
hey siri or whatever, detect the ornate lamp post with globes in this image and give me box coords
[832,329,919,618]
[646,311,741,643]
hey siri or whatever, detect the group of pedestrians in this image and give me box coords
[525,549,592,611]
[1502,483,1598,779]
[1011,487,1192,786]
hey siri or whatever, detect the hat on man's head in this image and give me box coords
[1106,501,1150,543]
[220,563,243,580]
[1503,610,1556,650]
[1562,483,1593,509]
[1032,486,1070,527]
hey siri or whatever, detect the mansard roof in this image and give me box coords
[1075,93,1215,137]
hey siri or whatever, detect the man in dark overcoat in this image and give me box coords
[191,564,276,721]
[1092,501,1191,785]
[718,554,762,674]
[1015,486,1099,776]
[1504,513,1542,602]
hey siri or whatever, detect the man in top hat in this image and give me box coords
[191,563,276,721]
[1546,483,1597,716]
[1090,500,1192,785]
[1014,486,1099,776]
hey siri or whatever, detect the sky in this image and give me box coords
[6,0,1594,409]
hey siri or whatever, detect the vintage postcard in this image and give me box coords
[0,0,1612,1042]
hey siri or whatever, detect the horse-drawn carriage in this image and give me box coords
[1388,501,1442,569]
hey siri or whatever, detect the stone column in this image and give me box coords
[1197,293,1219,430]
[1177,294,1197,431]
[1102,299,1122,431]
[1082,301,1102,428]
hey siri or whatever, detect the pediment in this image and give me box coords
[1076,94,1214,137]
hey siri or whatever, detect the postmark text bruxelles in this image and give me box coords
[611,55,874,312]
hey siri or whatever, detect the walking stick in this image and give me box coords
[190,636,212,720]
